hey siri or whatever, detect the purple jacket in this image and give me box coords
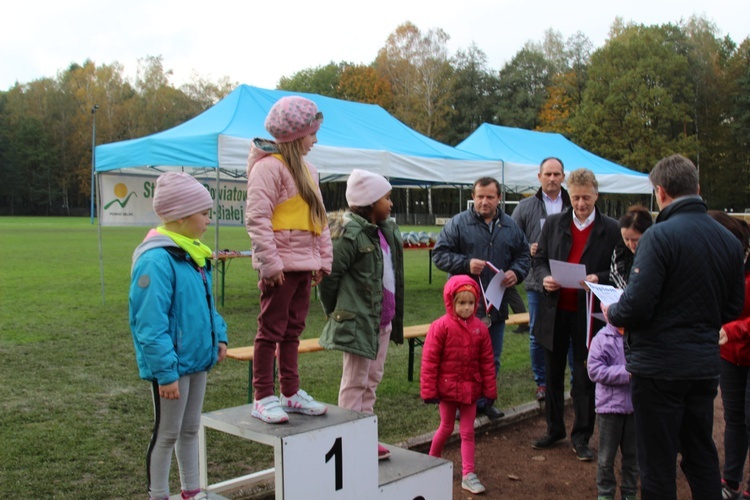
[587,323,633,414]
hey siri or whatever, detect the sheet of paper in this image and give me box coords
[584,281,623,307]
[549,259,587,289]
[484,270,506,310]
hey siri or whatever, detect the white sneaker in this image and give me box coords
[462,473,486,494]
[280,389,327,416]
[252,395,289,424]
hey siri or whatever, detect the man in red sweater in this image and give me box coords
[529,168,621,461]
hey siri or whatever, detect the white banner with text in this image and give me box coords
[99,173,246,226]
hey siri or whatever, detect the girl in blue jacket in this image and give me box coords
[129,172,228,500]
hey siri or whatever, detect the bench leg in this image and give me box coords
[408,338,415,382]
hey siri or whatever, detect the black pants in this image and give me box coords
[505,286,527,314]
[631,375,720,500]
[543,309,595,446]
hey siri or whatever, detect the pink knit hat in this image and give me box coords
[264,96,323,143]
[153,172,213,222]
[345,169,392,207]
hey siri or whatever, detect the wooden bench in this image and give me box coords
[226,312,530,402]
[403,312,530,382]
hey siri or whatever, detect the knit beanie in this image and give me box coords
[345,169,392,207]
[454,283,478,300]
[153,172,213,222]
[264,96,323,143]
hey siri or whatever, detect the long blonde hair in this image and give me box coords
[277,140,328,230]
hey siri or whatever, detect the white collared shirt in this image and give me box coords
[542,191,564,216]
[572,208,596,231]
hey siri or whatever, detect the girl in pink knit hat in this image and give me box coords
[318,169,404,461]
[245,96,333,423]
[130,172,229,499]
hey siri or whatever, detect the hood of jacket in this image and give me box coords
[326,209,371,240]
[443,274,481,319]
[131,232,178,273]
[246,138,279,175]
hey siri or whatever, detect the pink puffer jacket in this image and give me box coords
[245,140,332,279]
[420,275,497,404]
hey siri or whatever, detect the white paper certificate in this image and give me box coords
[585,281,623,306]
[549,259,587,289]
[484,271,506,310]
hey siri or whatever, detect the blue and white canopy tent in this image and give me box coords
[95,84,505,189]
[455,123,652,194]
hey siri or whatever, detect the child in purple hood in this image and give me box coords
[587,323,638,500]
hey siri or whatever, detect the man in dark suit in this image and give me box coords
[530,168,621,461]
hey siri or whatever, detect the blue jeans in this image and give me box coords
[489,318,506,377]
[527,291,545,386]
[528,290,574,387]
[720,358,750,491]
[597,413,638,498]
[632,375,720,500]
[477,318,505,409]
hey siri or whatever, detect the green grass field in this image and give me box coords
[0,217,537,498]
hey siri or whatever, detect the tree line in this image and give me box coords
[1,15,748,216]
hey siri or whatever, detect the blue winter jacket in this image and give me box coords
[432,207,530,321]
[129,234,228,385]
[607,196,745,379]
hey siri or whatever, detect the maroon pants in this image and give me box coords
[252,271,312,400]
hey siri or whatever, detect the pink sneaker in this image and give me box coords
[378,444,391,460]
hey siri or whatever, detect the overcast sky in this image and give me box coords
[3,0,749,92]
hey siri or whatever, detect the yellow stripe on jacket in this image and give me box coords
[269,154,323,235]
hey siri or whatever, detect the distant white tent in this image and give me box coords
[456,124,652,194]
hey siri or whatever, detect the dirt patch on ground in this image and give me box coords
[429,395,726,499]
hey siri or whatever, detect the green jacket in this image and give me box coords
[318,211,404,359]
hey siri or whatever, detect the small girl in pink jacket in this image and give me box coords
[421,274,497,495]
[245,96,333,424]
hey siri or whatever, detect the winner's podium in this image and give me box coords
[199,403,452,499]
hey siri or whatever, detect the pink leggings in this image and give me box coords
[429,401,477,476]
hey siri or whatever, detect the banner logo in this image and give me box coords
[103,183,137,209]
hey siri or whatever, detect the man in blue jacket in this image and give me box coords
[604,154,745,500]
[433,177,530,419]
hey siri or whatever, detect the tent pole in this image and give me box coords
[96,172,106,305]
[406,188,410,222]
[213,168,220,304]
[500,160,506,213]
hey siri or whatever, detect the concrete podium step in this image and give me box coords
[199,403,452,499]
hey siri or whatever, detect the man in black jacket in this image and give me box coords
[530,168,621,461]
[605,155,745,500]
